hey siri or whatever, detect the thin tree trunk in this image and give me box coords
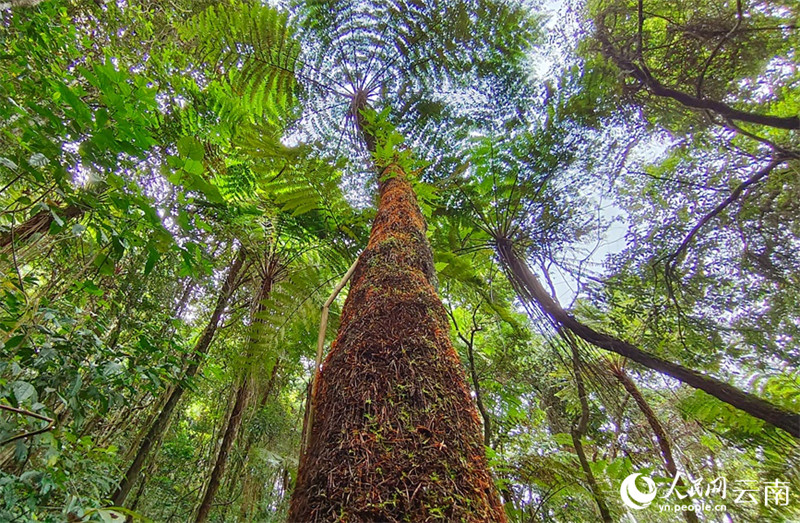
[110,247,246,507]
[449,307,492,447]
[194,262,280,523]
[291,101,505,519]
[495,238,800,437]
[235,363,281,520]
[194,378,251,523]
[467,339,492,447]
[613,367,699,523]
[124,443,162,523]
[0,204,84,248]
[570,343,613,522]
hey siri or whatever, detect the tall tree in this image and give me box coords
[194,241,289,522]
[7,0,800,520]
[447,127,800,436]
[290,103,506,520]
[496,238,800,437]
[277,1,538,519]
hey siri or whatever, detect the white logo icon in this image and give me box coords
[620,473,658,510]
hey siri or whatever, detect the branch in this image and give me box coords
[667,157,783,269]
[695,0,742,98]
[0,404,55,446]
[595,27,800,130]
[496,238,800,438]
[636,0,645,62]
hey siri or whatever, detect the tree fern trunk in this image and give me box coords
[195,377,251,523]
[110,247,246,507]
[613,367,699,523]
[0,204,84,248]
[290,163,506,522]
[495,237,800,437]
[194,262,278,522]
[234,362,281,520]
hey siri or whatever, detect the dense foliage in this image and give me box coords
[0,0,797,521]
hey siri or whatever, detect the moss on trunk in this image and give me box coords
[290,165,505,522]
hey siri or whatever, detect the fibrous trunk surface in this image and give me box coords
[290,165,505,522]
[0,204,84,248]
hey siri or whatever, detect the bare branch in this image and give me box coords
[667,157,783,269]
[0,404,55,446]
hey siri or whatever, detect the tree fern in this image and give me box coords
[289,0,540,177]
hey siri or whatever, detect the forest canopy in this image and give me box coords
[0,0,798,521]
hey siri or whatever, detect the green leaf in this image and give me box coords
[144,248,159,276]
[553,432,573,446]
[14,440,27,462]
[187,174,224,203]
[12,380,37,403]
[177,136,204,161]
[184,159,204,176]
[82,280,104,296]
[50,210,65,228]
[3,335,26,351]
[102,361,123,377]
[55,81,92,127]
[93,254,115,276]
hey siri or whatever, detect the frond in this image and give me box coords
[292,0,540,171]
[257,157,353,227]
[299,0,538,90]
[249,262,335,368]
[180,1,300,125]
[216,163,257,203]
[213,122,306,203]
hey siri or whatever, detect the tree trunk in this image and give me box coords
[110,247,246,507]
[495,238,800,438]
[613,367,699,523]
[467,339,491,447]
[0,204,84,248]
[194,262,279,522]
[569,343,612,522]
[290,161,506,521]
[234,363,281,520]
[194,377,251,523]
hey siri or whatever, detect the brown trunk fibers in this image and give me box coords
[0,204,84,249]
[302,256,360,453]
[289,164,505,521]
[110,247,246,507]
[496,238,800,438]
[612,366,699,523]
